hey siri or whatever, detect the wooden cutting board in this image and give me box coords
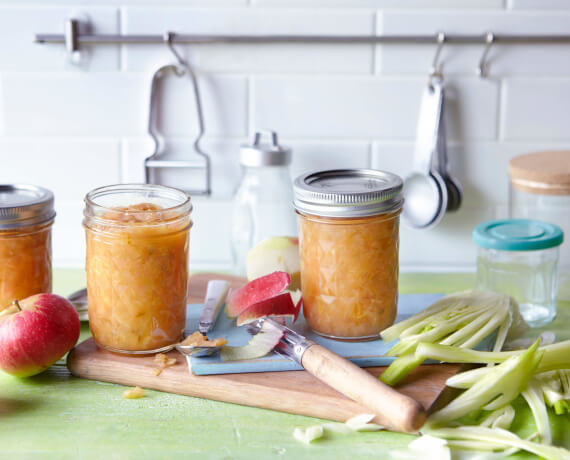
[67,273,460,425]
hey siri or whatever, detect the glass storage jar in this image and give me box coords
[231,130,297,276]
[84,184,192,354]
[509,150,570,300]
[473,219,563,327]
[0,185,55,311]
[293,169,403,341]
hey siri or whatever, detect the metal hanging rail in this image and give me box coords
[34,20,570,48]
[35,32,570,46]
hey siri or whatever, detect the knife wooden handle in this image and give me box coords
[301,344,426,433]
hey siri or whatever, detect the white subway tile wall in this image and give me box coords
[1,2,569,272]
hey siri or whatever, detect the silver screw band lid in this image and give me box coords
[0,184,56,230]
[293,169,403,218]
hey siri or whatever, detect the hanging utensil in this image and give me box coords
[402,76,448,229]
[246,317,426,434]
[432,76,463,212]
[145,32,211,196]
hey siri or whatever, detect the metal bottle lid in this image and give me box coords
[0,184,56,230]
[293,169,404,218]
[240,130,292,167]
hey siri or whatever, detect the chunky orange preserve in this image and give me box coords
[298,212,400,339]
[0,223,52,311]
[85,203,191,352]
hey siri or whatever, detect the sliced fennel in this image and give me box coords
[422,427,570,460]
[427,340,543,426]
[415,340,570,373]
[293,425,324,444]
[379,290,527,386]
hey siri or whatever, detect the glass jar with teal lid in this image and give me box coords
[473,219,563,327]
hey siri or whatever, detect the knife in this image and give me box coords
[247,317,426,434]
[198,280,230,335]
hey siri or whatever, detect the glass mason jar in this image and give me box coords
[509,150,570,300]
[473,219,563,327]
[293,169,403,341]
[0,185,55,311]
[84,184,192,354]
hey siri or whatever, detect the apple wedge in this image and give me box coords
[226,271,291,318]
[236,292,297,327]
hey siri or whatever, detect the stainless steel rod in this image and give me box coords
[34,33,570,46]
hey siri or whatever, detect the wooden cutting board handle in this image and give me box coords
[301,344,426,433]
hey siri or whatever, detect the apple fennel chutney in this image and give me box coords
[0,185,55,311]
[293,169,403,341]
[83,184,192,354]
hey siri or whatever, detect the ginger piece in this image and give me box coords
[179,331,227,348]
[123,386,145,399]
[153,353,177,376]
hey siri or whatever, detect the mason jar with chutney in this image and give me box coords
[293,169,403,341]
[83,184,192,354]
[0,185,55,311]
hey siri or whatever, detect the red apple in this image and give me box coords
[0,293,80,377]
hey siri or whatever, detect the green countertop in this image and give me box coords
[0,270,568,460]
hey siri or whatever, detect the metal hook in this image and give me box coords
[477,32,494,78]
[429,32,446,78]
[164,31,187,76]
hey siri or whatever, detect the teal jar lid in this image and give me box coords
[473,219,563,251]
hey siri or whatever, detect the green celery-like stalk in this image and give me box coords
[415,340,570,373]
[427,340,543,426]
[379,290,519,386]
[423,427,570,460]
[379,351,424,386]
[522,379,551,444]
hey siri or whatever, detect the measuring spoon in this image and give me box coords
[435,97,463,212]
[402,78,448,229]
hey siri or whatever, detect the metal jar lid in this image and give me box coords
[240,130,292,167]
[0,184,56,230]
[293,169,404,218]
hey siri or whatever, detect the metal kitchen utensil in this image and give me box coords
[402,76,448,229]
[431,76,462,212]
[175,279,230,357]
[144,32,211,196]
[198,280,229,334]
[246,317,427,434]
[67,287,89,321]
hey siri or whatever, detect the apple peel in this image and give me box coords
[226,271,291,318]
[220,321,283,362]
[236,292,298,327]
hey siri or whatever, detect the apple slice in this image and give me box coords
[236,292,297,327]
[226,271,291,318]
[246,237,300,291]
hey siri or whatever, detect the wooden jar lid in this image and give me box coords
[509,150,570,195]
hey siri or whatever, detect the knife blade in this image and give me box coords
[247,317,426,433]
[198,280,229,334]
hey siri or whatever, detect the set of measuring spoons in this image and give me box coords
[402,75,462,229]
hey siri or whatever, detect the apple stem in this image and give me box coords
[11,300,22,312]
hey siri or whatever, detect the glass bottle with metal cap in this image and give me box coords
[0,184,56,311]
[231,130,297,275]
[293,169,404,341]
